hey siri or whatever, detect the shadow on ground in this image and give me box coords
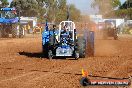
[18,51,77,60]
[19,52,44,58]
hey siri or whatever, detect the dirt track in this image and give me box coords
[0,34,131,88]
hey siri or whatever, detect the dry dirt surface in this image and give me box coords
[0,34,131,88]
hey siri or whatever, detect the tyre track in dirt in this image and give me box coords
[0,41,85,88]
[0,37,43,83]
[0,59,84,88]
[0,35,131,88]
[106,59,132,78]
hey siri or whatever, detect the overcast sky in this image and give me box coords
[8,0,126,15]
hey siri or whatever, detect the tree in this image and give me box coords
[10,0,63,22]
[91,0,121,14]
[120,0,132,9]
[0,0,9,7]
[45,0,67,22]
[117,0,132,19]
[10,0,39,17]
[10,0,81,22]
[69,4,81,22]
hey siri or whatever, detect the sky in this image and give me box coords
[8,0,126,15]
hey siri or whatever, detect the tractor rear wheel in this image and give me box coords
[87,43,94,56]
[19,27,25,38]
[114,29,118,40]
[12,25,19,38]
[49,35,57,46]
[12,29,19,38]
[114,35,118,40]
[42,44,48,58]
[1,29,9,38]
[87,31,94,57]
[77,37,86,58]
[49,36,54,46]
[0,25,9,38]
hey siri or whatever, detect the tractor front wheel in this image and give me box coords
[48,50,53,60]
[74,51,79,60]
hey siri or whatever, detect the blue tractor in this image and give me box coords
[0,7,24,38]
[42,21,94,60]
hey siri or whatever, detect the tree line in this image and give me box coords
[92,0,132,20]
[0,0,81,23]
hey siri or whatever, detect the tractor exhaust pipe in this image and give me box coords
[67,5,70,21]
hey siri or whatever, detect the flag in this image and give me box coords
[82,69,88,77]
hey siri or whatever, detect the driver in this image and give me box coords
[60,24,73,45]
[61,25,69,34]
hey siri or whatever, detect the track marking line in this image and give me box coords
[0,72,35,82]
[107,60,131,77]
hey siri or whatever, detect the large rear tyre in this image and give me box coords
[19,27,25,38]
[12,25,19,38]
[42,44,48,58]
[88,43,94,57]
[88,31,94,57]
[49,36,54,46]
[114,29,118,40]
[1,29,9,38]
[77,37,86,58]
[12,29,19,38]
[114,35,118,40]
[49,35,57,46]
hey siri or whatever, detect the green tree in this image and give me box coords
[10,0,81,22]
[45,0,67,22]
[91,0,121,14]
[118,0,132,19]
[69,4,81,22]
[10,0,39,17]
[36,0,81,22]
[0,0,9,7]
